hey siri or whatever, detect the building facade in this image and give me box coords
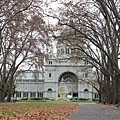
[15,38,99,100]
[43,38,98,100]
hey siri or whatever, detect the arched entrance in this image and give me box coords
[58,72,78,98]
[47,88,53,99]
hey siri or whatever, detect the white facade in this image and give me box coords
[14,71,44,100]
[15,38,98,100]
[43,39,98,100]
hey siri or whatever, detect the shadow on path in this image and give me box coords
[70,103,120,120]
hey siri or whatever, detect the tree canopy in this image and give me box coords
[0,0,51,102]
[48,0,120,104]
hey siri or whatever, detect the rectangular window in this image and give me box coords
[23,92,28,97]
[49,73,51,77]
[66,48,70,54]
[16,92,21,97]
[49,61,52,65]
[37,92,43,98]
[30,92,36,98]
[95,93,99,99]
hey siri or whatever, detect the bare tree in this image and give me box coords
[48,0,120,104]
[0,0,51,102]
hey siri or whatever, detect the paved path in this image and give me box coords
[70,103,120,120]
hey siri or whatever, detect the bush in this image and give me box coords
[30,98,43,100]
[92,99,99,102]
[43,98,49,100]
[21,98,28,100]
[70,98,92,102]
[78,98,89,100]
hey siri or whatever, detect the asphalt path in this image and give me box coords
[70,103,120,120]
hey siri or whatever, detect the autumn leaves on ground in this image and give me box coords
[0,102,78,120]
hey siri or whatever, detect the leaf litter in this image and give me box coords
[0,102,79,120]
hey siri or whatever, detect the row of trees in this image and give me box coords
[0,0,119,104]
[0,0,52,102]
[49,0,120,104]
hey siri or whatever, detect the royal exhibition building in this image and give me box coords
[14,31,99,101]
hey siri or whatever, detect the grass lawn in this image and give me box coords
[0,101,79,120]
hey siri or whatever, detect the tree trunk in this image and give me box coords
[113,75,120,104]
[1,84,5,102]
[98,84,102,103]
[7,88,12,102]
[98,92,102,103]
[7,77,14,102]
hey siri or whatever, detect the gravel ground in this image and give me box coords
[70,103,120,120]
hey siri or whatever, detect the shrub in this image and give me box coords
[21,98,28,100]
[30,98,43,100]
[43,98,49,100]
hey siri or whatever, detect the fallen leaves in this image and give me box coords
[0,102,79,120]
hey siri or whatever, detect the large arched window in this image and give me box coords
[58,72,78,98]
[48,88,52,92]
[84,89,89,92]
[58,72,78,82]
[65,78,72,83]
